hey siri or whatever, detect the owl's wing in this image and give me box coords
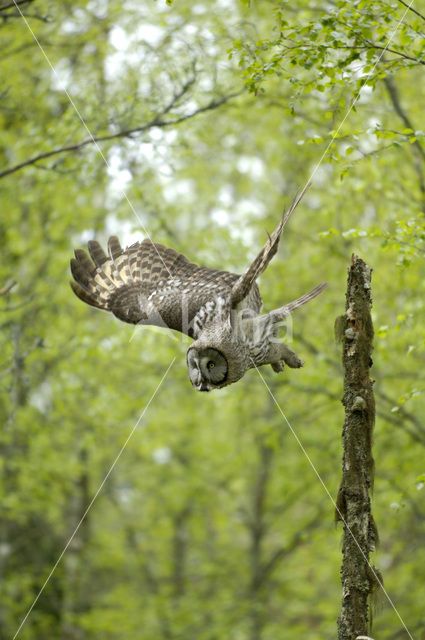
[70,237,239,338]
[230,182,312,308]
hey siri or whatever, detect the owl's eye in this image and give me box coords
[207,361,215,369]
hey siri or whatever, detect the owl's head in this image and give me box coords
[186,347,228,392]
[186,322,251,391]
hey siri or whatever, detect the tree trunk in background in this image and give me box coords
[336,255,378,640]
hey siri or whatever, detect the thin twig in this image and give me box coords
[365,41,425,65]
[0,294,35,312]
[0,280,17,295]
[396,0,425,22]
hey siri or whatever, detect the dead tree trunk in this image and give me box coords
[336,255,378,640]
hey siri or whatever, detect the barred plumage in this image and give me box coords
[71,237,241,336]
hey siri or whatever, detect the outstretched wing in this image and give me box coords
[230,182,312,308]
[70,237,240,338]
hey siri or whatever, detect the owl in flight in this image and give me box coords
[70,185,326,391]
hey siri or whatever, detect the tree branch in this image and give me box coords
[383,75,425,205]
[0,89,242,179]
[0,0,34,11]
[364,41,425,65]
[384,77,425,160]
[256,513,321,588]
[375,387,425,439]
[281,40,425,66]
[396,0,425,23]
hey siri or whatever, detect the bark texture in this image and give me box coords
[336,255,378,640]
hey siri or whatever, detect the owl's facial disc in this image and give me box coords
[186,347,228,392]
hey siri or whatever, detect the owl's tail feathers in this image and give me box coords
[70,236,130,311]
[269,282,328,322]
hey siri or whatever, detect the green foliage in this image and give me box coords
[1,1,424,639]
[231,1,425,96]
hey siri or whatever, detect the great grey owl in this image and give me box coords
[70,187,326,391]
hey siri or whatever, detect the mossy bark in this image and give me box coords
[336,255,378,640]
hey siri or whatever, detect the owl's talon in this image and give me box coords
[271,361,285,373]
[279,345,303,368]
[286,355,303,368]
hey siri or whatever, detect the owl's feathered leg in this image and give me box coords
[249,336,303,373]
[269,342,303,372]
[257,283,326,373]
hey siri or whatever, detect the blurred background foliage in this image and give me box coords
[0,0,424,638]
